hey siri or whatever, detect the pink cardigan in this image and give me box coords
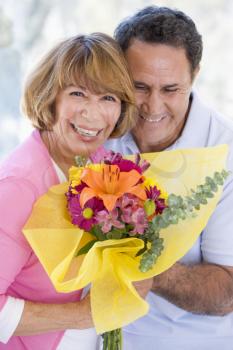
[0,130,82,349]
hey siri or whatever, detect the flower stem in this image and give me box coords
[102,328,122,350]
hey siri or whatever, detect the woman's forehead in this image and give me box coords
[64,75,122,95]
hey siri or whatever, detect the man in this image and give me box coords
[106,6,233,349]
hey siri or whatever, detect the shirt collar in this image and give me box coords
[173,91,211,149]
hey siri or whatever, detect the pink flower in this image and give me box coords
[117,194,148,235]
[118,194,141,222]
[89,146,112,163]
[130,207,148,235]
[96,208,124,233]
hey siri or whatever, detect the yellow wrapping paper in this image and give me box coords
[23,145,228,334]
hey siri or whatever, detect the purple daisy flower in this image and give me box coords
[145,186,167,214]
[67,195,104,231]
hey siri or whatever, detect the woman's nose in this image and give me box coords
[79,100,100,121]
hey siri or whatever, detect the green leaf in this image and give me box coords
[90,225,106,241]
[135,239,148,257]
[74,155,88,167]
[167,194,183,207]
[75,239,97,257]
[106,230,124,240]
[125,224,134,232]
[139,169,229,272]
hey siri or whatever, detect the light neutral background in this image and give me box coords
[0,0,232,161]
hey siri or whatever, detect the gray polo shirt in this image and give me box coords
[105,92,233,349]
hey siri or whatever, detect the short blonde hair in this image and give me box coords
[21,33,136,138]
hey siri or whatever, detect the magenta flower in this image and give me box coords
[145,186,167,215]
[96,208,124,233]
[135,154,150,173]
[66,182,87,202]
[67,195,104,231]
[104,151,142,174]
[103,151,122,164]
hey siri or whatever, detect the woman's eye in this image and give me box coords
[70,91,85,97]
[103,95,116,102]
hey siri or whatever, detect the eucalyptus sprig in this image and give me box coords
[139,170,229,272]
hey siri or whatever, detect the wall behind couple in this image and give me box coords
[0,0,232,161]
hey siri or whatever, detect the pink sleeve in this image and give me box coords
[0,177,36,310]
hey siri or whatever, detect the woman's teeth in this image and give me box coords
[71,123,99,137]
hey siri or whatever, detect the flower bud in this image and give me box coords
[144,199,156,216]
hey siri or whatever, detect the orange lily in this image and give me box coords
[80,165,147,211]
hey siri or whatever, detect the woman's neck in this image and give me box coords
[40,130,75,178]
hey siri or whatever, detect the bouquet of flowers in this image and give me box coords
[66,149,227,348]
[23,145,228,350]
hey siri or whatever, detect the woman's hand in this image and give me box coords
[14,294,94,336]
[75,294,94,329]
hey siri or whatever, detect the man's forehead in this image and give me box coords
[125,42,192,85]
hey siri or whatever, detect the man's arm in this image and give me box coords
[152,262,233,315]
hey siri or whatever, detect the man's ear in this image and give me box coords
[192,65,200,82]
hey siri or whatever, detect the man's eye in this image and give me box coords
[70,91,84,97]
[134,84,147,91]
[164,88,179,93]
[103,95,116,102]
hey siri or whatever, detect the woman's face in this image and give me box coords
[50,85,121,161]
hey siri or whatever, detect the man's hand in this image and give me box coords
[133,278,153,299]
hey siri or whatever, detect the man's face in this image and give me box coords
[125,40,198,152]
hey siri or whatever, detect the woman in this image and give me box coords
[0,32,147,349]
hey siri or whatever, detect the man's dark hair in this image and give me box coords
[114,6,203,74]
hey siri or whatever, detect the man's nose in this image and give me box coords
[146,90,165,115]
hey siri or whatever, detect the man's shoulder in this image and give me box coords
[105,132,138,155]
[210,109,233,134]
[181,93,233,150]
[193,93,233,133]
